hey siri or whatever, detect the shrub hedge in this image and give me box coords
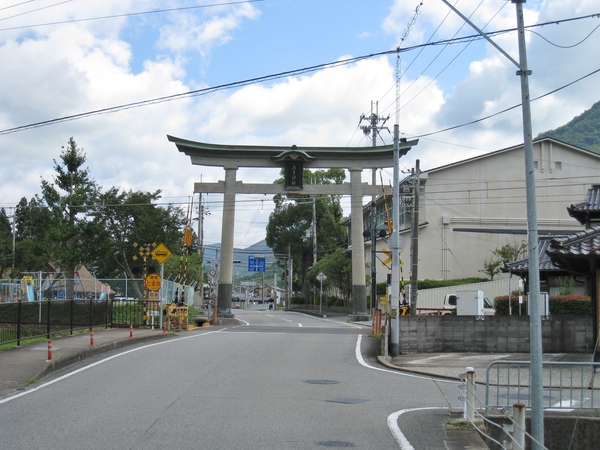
[290,296,305,305]
[494,294,592,315]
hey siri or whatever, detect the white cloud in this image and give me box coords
[158,3,260,56]
[0,0,598,249]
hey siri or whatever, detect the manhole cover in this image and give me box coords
[326,398,368,404]
[317,441,355,447]
[304,379,340,385]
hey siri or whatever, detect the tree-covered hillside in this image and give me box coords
[536,100,600,153]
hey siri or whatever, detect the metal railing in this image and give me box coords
[485,360,600,412]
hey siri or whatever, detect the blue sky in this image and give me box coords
[0,0,599,248]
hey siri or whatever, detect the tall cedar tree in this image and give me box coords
[37,138,99,299]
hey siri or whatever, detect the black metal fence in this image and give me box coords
[0,299,111,346]
[0,297,197,346]
[0,276,199,346]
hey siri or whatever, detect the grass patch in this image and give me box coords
[446,419,475,429]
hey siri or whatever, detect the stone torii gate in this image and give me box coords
[168,135,417,320]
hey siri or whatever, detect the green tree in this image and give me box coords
[266,168,348,300]
[481,241,528,280]
[36,138,99,298]
[12,197,53,274]
[307,247,353,306]
[89,187,201,302]
[0,208,13,276]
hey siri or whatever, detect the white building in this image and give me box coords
[359,138,600,284]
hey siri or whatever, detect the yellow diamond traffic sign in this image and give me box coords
[151,243,172,264]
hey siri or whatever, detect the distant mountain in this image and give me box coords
[204,239,274,262]
[536,100,600,153]
[243,239,274,256]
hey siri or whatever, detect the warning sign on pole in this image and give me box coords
[144,273,161,291]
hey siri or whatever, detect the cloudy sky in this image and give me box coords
[1,0,598,251]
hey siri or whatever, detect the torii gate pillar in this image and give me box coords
[217,167,237,317]
[349,168,369,320]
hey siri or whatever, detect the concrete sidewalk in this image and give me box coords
[0,327,180,397]
[380,351,595,382]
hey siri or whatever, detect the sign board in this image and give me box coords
[248,256,266,272]
[144,273,161,291]
[316,272,327,282]
[381,248,392,266]
[151,243,172,264]
[208,268,217,278]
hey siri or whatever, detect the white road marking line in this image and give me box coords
[0,329,226,405]
[387,407,445,450]
[354,335,456,449]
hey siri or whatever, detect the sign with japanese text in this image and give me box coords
[248,256,266,272]
[144,273,162,291]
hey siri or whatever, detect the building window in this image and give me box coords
[534,160,539,170]
[555,161,562,170]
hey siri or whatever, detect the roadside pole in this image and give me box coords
[441,2,544,447]
[390,124,400,357]
[159,262,164,331]
[317,272,327,315]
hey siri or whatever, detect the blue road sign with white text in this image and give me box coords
[248,256,266,272]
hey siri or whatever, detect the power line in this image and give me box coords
[0,0,265,29]
[0,1,36,13]
[410,66,600,139]
[0,13,597,137]
[0,0,71,22]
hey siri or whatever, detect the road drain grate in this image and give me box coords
[304,379,340,385]
[326,398,368,404]
[317,441,355,447]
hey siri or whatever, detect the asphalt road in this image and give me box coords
[0,310,465,449]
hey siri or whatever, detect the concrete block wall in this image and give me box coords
[398,316,594,353]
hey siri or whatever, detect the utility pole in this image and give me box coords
[410,160,420,316]
[390,124,401,356]
[312,191,317,266]
[442,2,544,447]
[360,101,389,311]
[197,193,204,256]
[287,244,292,309]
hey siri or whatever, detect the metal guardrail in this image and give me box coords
[485,360,600,412]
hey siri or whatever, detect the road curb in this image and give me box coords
[377,355,463,381]
[31,331,177,385]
